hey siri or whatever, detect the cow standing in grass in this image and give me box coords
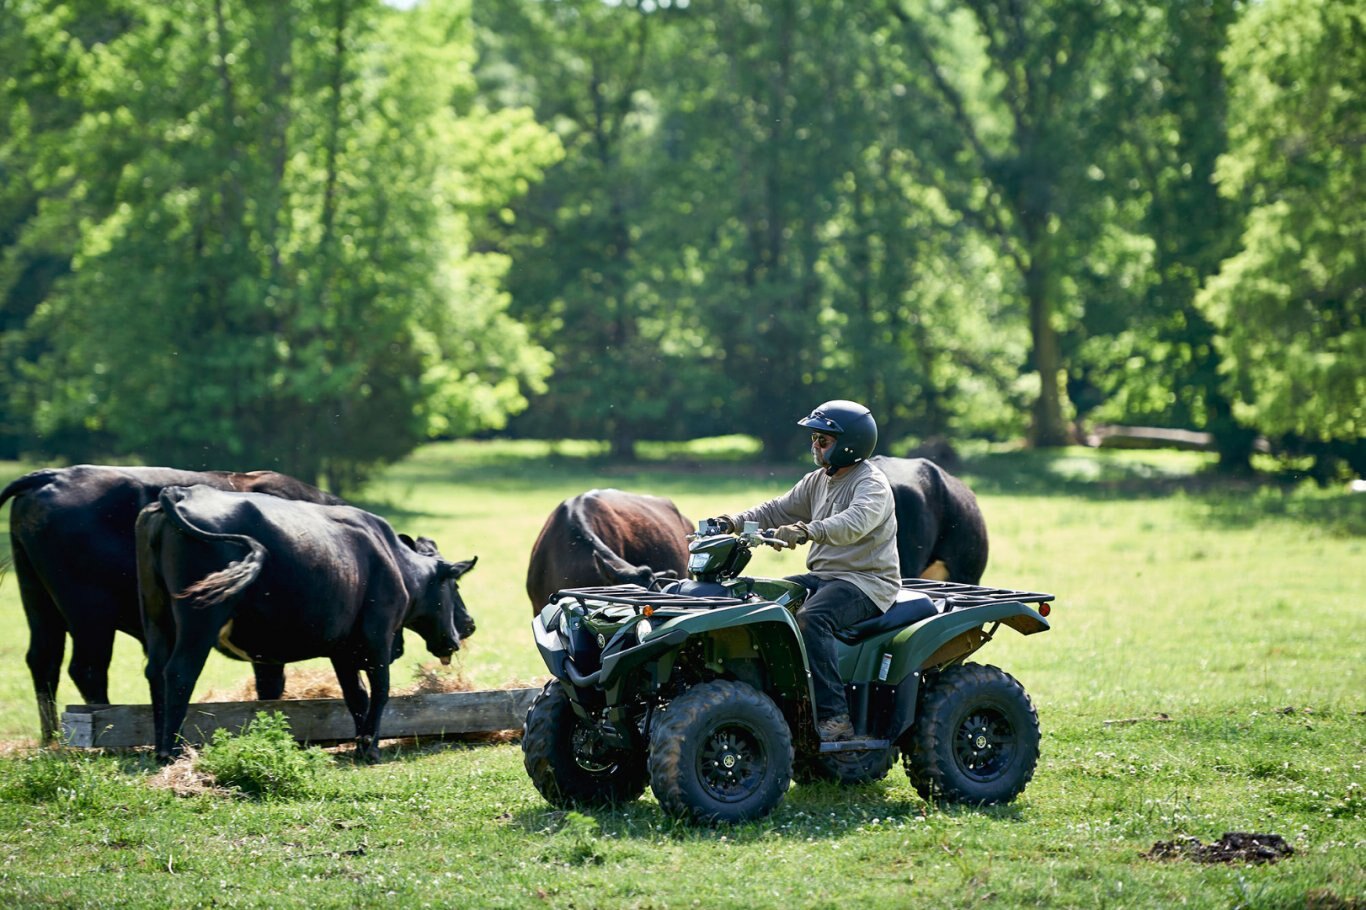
[870,456,989,583]
[136,485,477,763]
[525,489,693,615]
[0,465,345,741]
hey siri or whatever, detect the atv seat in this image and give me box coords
[834,590,937,644]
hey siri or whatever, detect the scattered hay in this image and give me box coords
[0,738,40,757]
[145,746,237,799]
[1145,832,1293,865]
[198,662,493,702]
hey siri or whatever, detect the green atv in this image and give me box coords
[523,521,1055,824]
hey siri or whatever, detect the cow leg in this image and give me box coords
[252,663,286,700]
[143,614,173,761]
[66,624,117,707]
[15,545,67,741]
[358,664,391,765]
[330,657,373,761]
[156,631,218,763]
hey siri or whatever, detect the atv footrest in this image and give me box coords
[817,738,891,753]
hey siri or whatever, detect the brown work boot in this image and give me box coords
[816,713,855,742]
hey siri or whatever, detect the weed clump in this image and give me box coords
[0,748,124,809]
[195,711,331,799]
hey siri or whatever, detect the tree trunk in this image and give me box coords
[1025,234,1071,447]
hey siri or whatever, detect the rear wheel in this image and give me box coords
[648,680,792,825]
[903,663,1039,805]
[522,682,647,808]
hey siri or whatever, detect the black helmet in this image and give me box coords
[798,400,878,470]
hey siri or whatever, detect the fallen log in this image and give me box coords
[61,686,540,749]
[1086,425,1215,451]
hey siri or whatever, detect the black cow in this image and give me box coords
[0,464,345,740]
[870,456,989,583]
[136,485,477,763]
[525,489,693,615]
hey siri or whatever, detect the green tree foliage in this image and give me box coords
[1199,0,1363,477]
[3,0,557,488]
[886,0,1155,447]
[474,0,695,459]
[1071,1,1260,471]
[0,0,130,458]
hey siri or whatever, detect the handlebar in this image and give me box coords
[686,527,794,550]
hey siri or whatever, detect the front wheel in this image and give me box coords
[522,682,647,808]
[648,680,793,825]
[903,663,1040,805]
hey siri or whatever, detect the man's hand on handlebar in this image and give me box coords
[771,523,810,547]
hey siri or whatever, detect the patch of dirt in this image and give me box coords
[1144,832,1293,865]
[1305,889,1365,910]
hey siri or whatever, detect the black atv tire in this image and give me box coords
[648,680,793,825]
[794,743,900,786]
[522,682,647,808]
[903,663,1039,805]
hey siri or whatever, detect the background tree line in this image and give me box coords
[1,0,1361,490]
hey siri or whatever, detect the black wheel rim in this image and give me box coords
[696,722,766,803]
[953,706,1015,782]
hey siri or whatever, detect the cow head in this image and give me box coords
[401,535,478,663]
[592,550,677,592]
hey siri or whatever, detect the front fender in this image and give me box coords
[531,605,567,680]
[611,602,813,705]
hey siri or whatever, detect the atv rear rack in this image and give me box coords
[551,584,743,612]
[899,578,1054,608]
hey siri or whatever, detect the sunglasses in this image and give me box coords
[811,432,836,448]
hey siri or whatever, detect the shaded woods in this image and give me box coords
[1,0,1360,488]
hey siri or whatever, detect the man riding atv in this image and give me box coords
[708,400,899,743]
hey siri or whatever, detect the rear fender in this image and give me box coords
[885,601,1049,684]
[871,602,1049,743]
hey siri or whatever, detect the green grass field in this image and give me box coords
[0,441,1362,908]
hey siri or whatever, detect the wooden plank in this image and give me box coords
[61,687,540,749]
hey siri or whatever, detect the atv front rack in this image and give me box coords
[551,584,743,612]
[899,579,1054,608]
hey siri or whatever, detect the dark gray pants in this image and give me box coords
[787,574,880,722]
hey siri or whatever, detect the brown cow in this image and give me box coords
[0,464,344,740]
[525,489,693,615]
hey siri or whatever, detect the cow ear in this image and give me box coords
[443,556,478,580]
[399,533,417,551]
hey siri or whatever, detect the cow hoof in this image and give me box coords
[353,737,381,764]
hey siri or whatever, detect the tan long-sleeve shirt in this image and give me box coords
[737,460,901,611]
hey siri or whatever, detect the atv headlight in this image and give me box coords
[636,618,653,641]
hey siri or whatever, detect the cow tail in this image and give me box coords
[157,488,267,610]
[0,470,60,584]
